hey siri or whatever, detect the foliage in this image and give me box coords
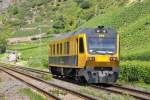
[81,0,150,61]
[74,0,84,5]
[19,88,47,100]
[0,27,12,53]
[7,5,18,15]
[79,1,91,9]
[53,21,65,29]
[24,0,49,8]
[7,19,24,26]
[120,61,150,83]
[2,0,128,37]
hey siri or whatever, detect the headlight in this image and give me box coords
[110,57,117,61]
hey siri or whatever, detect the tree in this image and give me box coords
[80,1,91,9]
[0,39,6,54]
[0,26,12,53]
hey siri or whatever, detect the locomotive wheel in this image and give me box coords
[76,76,87,84]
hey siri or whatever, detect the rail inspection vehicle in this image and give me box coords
[48,26,120,83]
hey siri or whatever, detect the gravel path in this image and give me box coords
[0,70,29,100]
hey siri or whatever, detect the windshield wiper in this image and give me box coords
[95,50,114,55]
[106,51,114,54]
[95,51,107,54]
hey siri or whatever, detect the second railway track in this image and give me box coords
[91,84,150,100]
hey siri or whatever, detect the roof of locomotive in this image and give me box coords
[50,28,92,41]
[50,26,117,42]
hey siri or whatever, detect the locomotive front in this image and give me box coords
[78,26,119,83]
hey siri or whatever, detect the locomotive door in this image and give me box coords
[77,35,86,68]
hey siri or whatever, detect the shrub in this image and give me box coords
[7,5,18,15]
[80,1,91,9]
[74,0,84,5]
[120,61,150,84]
[0,38,7,54]
[27,0,49,7]
[0,46,6,54]
[144,76,150,84]
[53,21,65,29]
[8,19,24,26]
[34,0,49,6]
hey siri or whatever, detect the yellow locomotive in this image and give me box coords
[48,26,120,83]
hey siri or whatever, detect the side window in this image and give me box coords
[64,42,66,54]
[79,37,84,53]
[67,42,69,55]
[53,44,55,55]
[60,43,62,55]
[57,44,59,55]
[51,45,52,56]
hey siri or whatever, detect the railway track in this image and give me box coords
[15,66,150,100]
[0,67,60,100]
[91,84,150,100]
[1,62,150,100]
[0,65,97,100]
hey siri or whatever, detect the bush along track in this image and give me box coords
[120,61,150,84]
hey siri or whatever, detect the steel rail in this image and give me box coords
[0,62,49,74]
[0,67,60,100]
[113,84,150,96]
[91,84,150,100]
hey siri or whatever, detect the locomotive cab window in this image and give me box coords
[79,37,84,53]
[64,42,66,54]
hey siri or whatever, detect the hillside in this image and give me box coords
[0,0,128,37]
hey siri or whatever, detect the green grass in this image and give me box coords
[7,36,53,69]
[117,80,150,92]
[49,89,67,96]
[0,54,4,58]
[11,26,50,37]
[19,88,47,100]
[8,43,48,69]
[41,74,52,80]
[80,86,134,100]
